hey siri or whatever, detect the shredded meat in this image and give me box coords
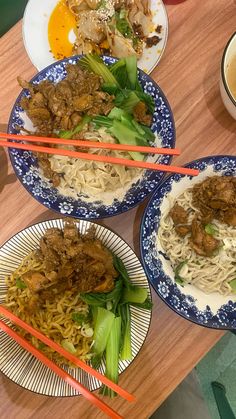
[18,64,114,135]
[132,23,145,39]
[23,220,118,312]
[192,176,236,226]
[145,36,161,48]
[155,25,162,34]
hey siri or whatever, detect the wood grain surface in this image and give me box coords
[0,0,235,418]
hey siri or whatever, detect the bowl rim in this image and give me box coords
[7,54,176,220]
[140,154,236,331]
[0,216,152,396]
[221,31,236,107]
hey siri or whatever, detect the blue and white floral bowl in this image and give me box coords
[140,155,236,329]
[8,56,175,220]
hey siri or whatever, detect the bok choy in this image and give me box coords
[80,254,152,397]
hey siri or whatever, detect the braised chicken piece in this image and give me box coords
[22,271,49,293]
[222,208,236,226]
[22,220,118,312]
[189,218,220,257]
[133,101,152,126]
[170,204,188,225]
[192,176,236,226]
[169,204,190,237]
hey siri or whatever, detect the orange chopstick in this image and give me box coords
[0,139,199,176]
[0,305,135,403]
[0,320,122,419]
[0,132,180,155]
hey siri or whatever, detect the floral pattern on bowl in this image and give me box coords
[8,56,175,220]
[140,155,236,329]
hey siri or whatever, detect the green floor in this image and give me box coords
[151,333,236,419]
[0,0,28,37]
[196,333,236,419]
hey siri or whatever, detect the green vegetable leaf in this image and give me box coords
[175,277,184,286]
[16,277,27,289]
[174,261,187,286]
[108,107,132,121]
[109,119,145,160]
[100,316,121,398]
[119,304,132,361]
[115,11,133,39]
[205,223,219,236]
[230,278,236,293]
[114,90,140,112]
[131,297,153,310]
[101,83,120,95]
[71,312,87,325]
[61,340,77,354]
[124,56,138,90]
[92,115,113,130]
[38,342,46,350]
[80,278,123,313]
[113,255,131,289]
[122,286,148,304]
[113,88,154,115]
[114,10,139,56]
[134,90,155,114]
[109,59,128,88]
[92,307,115,368]
[80,292,107,307]
[59,115,91,139]
[138,123,155,142]
[78,54,120,86]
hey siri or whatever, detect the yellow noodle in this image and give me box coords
[5,252,93,366]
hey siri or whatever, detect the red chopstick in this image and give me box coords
[0,320,123,419]
[0,305,135,402]
[0,139,199,176]
[0,132,180,155]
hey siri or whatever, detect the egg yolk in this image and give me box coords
[48,0,76,60]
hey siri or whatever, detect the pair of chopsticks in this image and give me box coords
[0,305,134,419]
[0,132,199,176]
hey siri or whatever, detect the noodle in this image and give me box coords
[49,128,143,204]
[5,252,93,366]
[158,188,236,296]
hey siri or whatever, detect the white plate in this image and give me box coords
[22,0,168,73]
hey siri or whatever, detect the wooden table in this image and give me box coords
[0,1,235,418]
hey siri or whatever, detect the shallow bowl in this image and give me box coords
[140,155,236,329]
[8,55,175,220]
